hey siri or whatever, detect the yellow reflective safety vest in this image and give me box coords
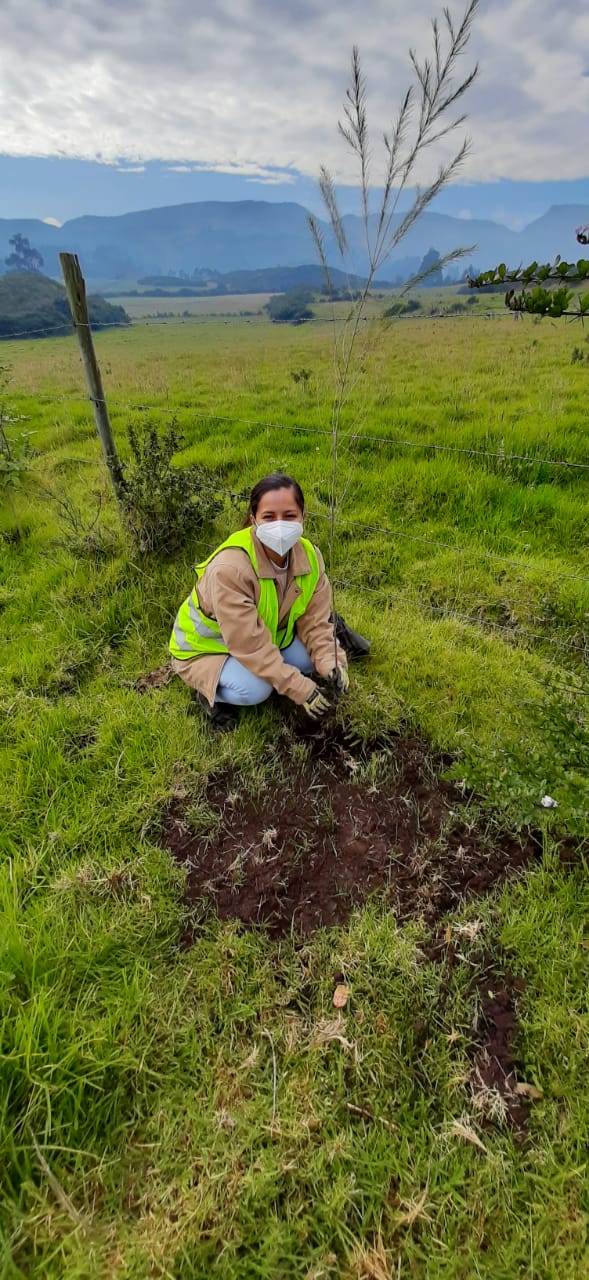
[169,528,320,661]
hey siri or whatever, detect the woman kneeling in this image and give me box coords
[169,472,350,731]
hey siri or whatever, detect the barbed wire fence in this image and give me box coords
[0,303,505,342]
[20,389,589,477]
[3,312,588,708]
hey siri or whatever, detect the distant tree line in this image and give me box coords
[131,265,371,299]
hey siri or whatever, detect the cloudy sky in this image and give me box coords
[1,0,588,225]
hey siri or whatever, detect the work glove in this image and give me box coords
[302,687,332,720]
[328,664,350,694]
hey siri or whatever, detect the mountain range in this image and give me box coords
[1,200,587,285]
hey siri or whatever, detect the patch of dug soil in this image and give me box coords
[160,728,564,940]
[472,974,530,1133]
[426,936,532,1133]
[134,662,172,692]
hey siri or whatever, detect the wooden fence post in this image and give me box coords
[59,253,127,506]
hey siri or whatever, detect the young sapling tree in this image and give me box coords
[309,0,480,674]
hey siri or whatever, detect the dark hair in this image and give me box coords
[247,473,305,520]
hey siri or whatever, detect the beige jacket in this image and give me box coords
[170,530,346,706]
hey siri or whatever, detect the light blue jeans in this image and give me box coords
[216,636,313,706]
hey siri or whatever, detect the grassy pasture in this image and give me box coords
[1,311,588,1278]
[98,283,502,321]
[117,292,276,318]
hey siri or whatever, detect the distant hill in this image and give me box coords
[510,205,589,259]
[0,199,587,285]
[0,272,130,339]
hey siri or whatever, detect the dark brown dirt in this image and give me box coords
[159,727,564,940]
[135,662,173,692]
[426,935,532,1133]
[472,974,530,1132]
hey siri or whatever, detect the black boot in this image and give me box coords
[190,690,240,732]
[331,612,371,659]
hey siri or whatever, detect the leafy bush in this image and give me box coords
[265,290,314,324]
[384,300,406,317]
[0,362,29,496]
[0,430,29,494]
[504,283,574,318]
[122,419,223,553]
[290,367,312,387]
[384,297,422,318]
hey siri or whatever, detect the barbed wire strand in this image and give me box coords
[38,457,585,662]
[0,306,512,343]
[331,577,587,655]
[9,452,588,700]
[4,314,586,715]
[161,531,584,702]
[17,406,589,589]
[189,532,589,696]
[142,485,588,655]
[310,511,589,586]
[0,319,125,341]
[199,489,589,594]
[20,390,589,475]
[27,455,589,591]
[329,577,589,700]
[213,488,589,595]
[162,529,587,696]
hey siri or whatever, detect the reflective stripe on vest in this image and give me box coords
[171,593,220,654]
[168,528,320,662]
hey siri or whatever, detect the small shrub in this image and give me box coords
[44,488,120,561]
[384,298,423,317]
[384,300,407,317]
[122,419,223,554]
[265,291,314,324]
[0,362,30,497]
[290,367,312,387]
[0,427,29,495]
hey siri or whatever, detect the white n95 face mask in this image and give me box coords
[255,520,303,557]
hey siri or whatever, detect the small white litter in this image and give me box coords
[540,795,558,809]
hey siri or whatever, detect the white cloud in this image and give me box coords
[116,165,146,173]
[190,161,295,182]
[0,0,588,185]
[245,174,296,186]
[457,209,473,220]
[42,215,62,226]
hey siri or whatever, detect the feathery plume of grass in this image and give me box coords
[309,0,480,599]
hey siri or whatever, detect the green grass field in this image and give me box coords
[116,293,276,319]
[98,283,502,321]
[1,311,588,1278]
